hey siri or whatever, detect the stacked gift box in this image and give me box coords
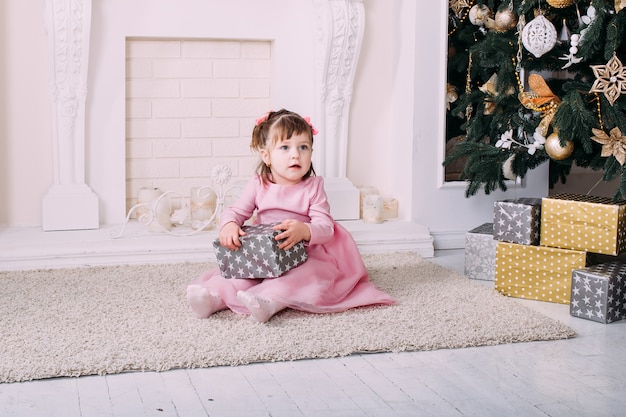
[464,193,626,323]
[492,197,586,305]
[543,194,626,323]
[464,223,498,281]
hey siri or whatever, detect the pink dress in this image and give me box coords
[188,175,396,315]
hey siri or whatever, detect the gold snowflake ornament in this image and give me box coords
[591,127,626,165]
[590,53,626,106]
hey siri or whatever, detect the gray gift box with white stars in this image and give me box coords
[570,262,626,324]
[213,222,308,279]
[493,198,542,245]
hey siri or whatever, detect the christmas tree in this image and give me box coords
[444,0,626,198]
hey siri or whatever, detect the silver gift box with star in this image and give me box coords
[464,223,497,281]
[570,262,626,324]
[213,222,308,279]
[493,198,542,245]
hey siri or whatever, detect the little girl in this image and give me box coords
[186,109,396,322]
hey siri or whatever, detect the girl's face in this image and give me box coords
[260,131,313,186]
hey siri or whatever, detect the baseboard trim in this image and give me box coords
[430,229,467,250]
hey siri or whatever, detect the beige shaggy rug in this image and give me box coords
[0,252,575,383]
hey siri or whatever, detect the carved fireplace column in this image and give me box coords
[42,0,99,231]
[313,0,364,220]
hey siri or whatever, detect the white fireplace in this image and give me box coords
[12,0,434,269]
[42,0,368,230]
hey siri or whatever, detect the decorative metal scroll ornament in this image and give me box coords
[110,164,240,238]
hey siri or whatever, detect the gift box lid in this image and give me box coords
[468,223,494,235]
[541,193,626,255]
[497,197,543,206]
[573,261,626,278]
[545,193,626,206]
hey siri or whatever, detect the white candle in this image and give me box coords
[359,186,379,219]
[190,186,217,230]
[136,187,171,232]
[362,194,384,224]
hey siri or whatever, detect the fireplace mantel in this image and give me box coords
[42,0,367,230]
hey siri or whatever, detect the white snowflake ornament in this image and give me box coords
[522,15,557,58]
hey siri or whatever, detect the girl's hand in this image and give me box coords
[273,220,311,250]
[219,222,246,250]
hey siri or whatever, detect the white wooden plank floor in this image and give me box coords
[1,249,625,417]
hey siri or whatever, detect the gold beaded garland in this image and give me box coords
[594,92,604,131]
[449,0,476,36]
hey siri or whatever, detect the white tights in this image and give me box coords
[186,284,226,318]
[237,290,286,323]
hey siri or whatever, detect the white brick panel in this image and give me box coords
[126,119,181,139]
[182,40,241,59]
[152,99,212,119]
[213,60,271,79]
[212,98,270,118]
[180,158,246,180]
[126,140,153,159]
[126,59,152,78]
[125,39,271,214]
[126,79,180,98]
[126,100,152,119]
[181,118,239,138]
[238,157,261,178]
[211,137,251,157]
[241,41,271,59]
[153,60,214,79]
[126,40,181,58]
[179,157,218,178]
[127,158,180,179]
[157,178,214,195]
[153,138,212,158]
[181,79,239,98]
[240,79,270,98]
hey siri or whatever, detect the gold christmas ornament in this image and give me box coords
[468,4,496,29]
[546,0,575,8]
[589,53,626,106]
[545,133,574,160]
[494,9,519,31]
[591,127,626,165]
[522,15,558,58]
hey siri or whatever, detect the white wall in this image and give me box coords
[1,0,53,226]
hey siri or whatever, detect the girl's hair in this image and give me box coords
[251,109,316,183]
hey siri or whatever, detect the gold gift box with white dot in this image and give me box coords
[495,242,588,304]
[540,193,626,256]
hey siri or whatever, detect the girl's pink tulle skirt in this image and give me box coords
[188,222,396,315]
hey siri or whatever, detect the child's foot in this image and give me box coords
[186,285,226,318]
[236,290,285,323]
